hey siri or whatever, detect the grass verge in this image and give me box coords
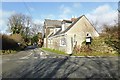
[41,47,67,55]
[41,48,119,57]
[1,48,22,55]
[73,51,119,57]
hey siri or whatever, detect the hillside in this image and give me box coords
[73,36,119,56]
[90,37,118,54]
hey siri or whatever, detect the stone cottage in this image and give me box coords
[43,15,99,54]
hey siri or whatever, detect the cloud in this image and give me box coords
[45,14,55,19]
[2,0,119,2]
[40,14,55,20]
[0,10,15,34]
[33,19,44,34]
[58,3,81,20]
[59,5,72,19]
[86,4,118,32]
[93,4,110,15]
[29,7,35,11]
[33,19,44,25]
[73,3,81,8]
[60,5,71,14]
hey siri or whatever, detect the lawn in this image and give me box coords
[73,51,119,57]
[41,47,119,57]
[41,47,68,55]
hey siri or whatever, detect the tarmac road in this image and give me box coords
[1,48,120,79]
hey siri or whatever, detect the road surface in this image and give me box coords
[1,48,120,79]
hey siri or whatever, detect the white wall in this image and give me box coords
[67,16,99,38]
[66,35,73,54]
[65,16,99,53]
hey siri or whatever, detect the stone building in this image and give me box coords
[44,15,99,54]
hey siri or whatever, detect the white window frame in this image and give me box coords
[60,38,66,46]
[48,39,51,44]
[51,39,53,44]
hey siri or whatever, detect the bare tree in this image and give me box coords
[30,23,43,36]
[7,13,32,35]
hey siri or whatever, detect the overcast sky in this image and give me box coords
[1,2,118,34]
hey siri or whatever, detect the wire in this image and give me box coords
[23,1,33,18]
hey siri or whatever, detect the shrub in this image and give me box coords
[1,34,26,51]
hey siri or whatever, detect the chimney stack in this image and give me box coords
[71,15,77,22]
[61,21,65,32]
[71,18,77,22]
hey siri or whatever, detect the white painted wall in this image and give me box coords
[67,16,99,37]
[66,35,72,54]
[45,16,99,54]
[65,16,99,54]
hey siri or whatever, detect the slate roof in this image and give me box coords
[48,32,54,38]
[60,15,84,34]
[44,19,62,27]
[62,20,72,23]
[45,15,85,37]
[53,28,62,36]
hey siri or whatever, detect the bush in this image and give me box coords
[1,50,17,55]
[73,36,119,56]
[102,24,120,54]
[2,34,19,50]
[1,34,25,51]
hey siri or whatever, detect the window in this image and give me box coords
[48,39,50,44]
[60,38,66,46]
[51,39,53,44]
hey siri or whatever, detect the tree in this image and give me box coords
[31,34,39,45]
[8,13,32,35]
[7,13,33,45]
[7,13,43,46]
[30,23,43,36]
[102,21,120,53]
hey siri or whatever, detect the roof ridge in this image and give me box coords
[45,19,61,21]
[60,15,84,34]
